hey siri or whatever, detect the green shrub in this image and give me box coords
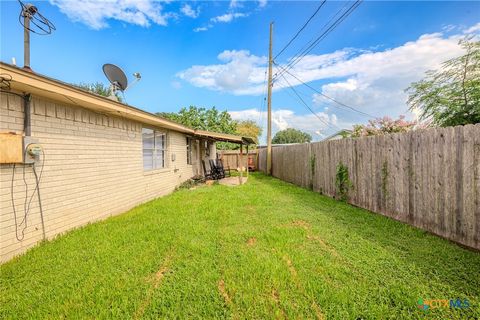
[335,162,352,201]
[176,175,205,190]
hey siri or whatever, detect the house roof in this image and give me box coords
[257,143,304,148]
[0,62,253,145]
[195,130,256,145]
[323,129,352,141]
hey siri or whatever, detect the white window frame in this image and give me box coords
[142,128,168,171]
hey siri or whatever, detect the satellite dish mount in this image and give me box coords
[102,64,141,102]
[102,64,128,101]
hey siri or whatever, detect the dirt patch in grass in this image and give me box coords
[135,255,172,319]
[282,255,298,278]
[271,288,287,319]
[244,204,256,215]
[218,279,232,305]
[271,288,280,303]
[154,266,168,288]
[282,255,325,319]
[290,220,311,230]
[246,237,257,246]
[286,219,340,259]
[306,235,339,258]
[312,301,325,320]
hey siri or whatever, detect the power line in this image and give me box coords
[275,0,362,81]
[276,67,341,131]
[277,0,361,79]
[281,1,351,71]
[274,0,327,60]
[274,62,375,118]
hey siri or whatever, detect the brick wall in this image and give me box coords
[0,92,201,262]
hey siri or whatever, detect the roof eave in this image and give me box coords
[193,130,254,145]
[0,62,255,144]
[0,62,194,134]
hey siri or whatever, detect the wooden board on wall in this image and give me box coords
[0,133,23,163]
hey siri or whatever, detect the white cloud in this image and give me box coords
[178,24,479,119]
[229,0,241,9]
[181,4,199,19]
[330,114,338,126]
[229,108,341,143]
[49,0,173,29]
[442,24,456,33]
[464,22,480,34]
[177,49,354,95]
[303,32,468,116]
[193,26,210,32]
[228,0,266,9]
[192,0,266,33]
[211,12,248,23]
[193,7,249,32]
[177,50,267,95]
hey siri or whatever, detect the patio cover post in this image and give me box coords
[239,144,243,184]
[246,145,249,177]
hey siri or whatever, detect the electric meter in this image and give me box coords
[23,137,42,164]
[27,144,42,157]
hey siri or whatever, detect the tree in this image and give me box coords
[272,128,312,144]
[236,120,262,145]
[406,39,480,127]
[158,106,237,134]
[350,115,419,138]
[74,82,122,102]
[158,106,238,150]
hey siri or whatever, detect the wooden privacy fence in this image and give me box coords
[257,124,480,250]
[218,150,257,170]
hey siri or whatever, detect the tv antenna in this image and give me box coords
[18,0,56,71]
[102,64,141,101]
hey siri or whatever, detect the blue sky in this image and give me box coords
[1,1,479,142]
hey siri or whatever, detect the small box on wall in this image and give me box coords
[0,132,23,164]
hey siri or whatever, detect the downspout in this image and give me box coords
[23,93,31,136]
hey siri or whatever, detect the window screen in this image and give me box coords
[142,128,167,170]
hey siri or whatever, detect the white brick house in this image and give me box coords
[0,63,252,262]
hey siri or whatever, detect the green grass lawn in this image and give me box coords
[1,173,479,319]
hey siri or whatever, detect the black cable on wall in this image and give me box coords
[10,148,46,242]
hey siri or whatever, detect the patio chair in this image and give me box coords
[209,159,224,179]
[202,160,216,180]
[216,159,231,177]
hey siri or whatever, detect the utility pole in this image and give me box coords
[266,22,274,175]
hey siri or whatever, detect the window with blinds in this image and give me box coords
[142,128,167,170]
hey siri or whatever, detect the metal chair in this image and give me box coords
[202,160,216,180]
[209,159,224,179]
[216,159,231,177]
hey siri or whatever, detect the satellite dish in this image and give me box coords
[102,63,128,92]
